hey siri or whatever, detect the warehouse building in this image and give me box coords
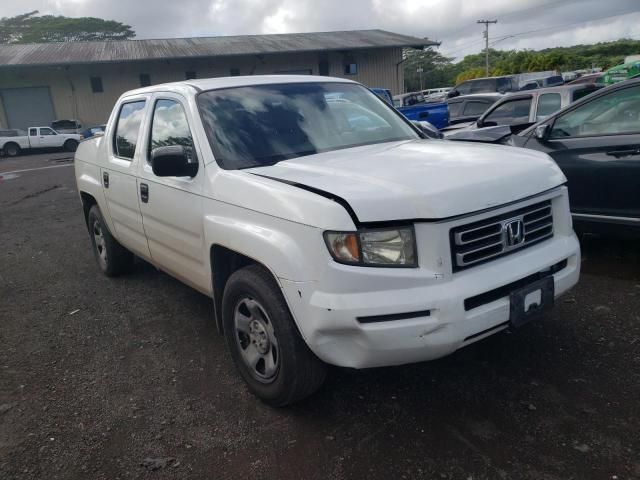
[0,29,435,129]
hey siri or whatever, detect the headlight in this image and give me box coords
[324,226,417,267]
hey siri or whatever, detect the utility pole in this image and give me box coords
[477,19,497,77]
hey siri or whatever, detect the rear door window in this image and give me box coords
[536,93,562,121]
[113,100,146,160]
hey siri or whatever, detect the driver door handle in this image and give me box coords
[606,148,640,158]
[140,183,149,203]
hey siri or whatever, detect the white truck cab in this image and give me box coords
[74,75,580,406]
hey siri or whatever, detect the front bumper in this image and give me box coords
[280,190,580,369]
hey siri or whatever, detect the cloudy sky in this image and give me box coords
[2,0,639,59]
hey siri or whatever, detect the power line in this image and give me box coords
[442,5,640,58]
[440,39,486,57]
[489,7,640,47]
[441,0,574,46]
[440,0,575,56]
[496,0,574,21]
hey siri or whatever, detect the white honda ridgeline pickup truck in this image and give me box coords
[75,75,580,406]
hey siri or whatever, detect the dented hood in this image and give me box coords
[247,139,565,223]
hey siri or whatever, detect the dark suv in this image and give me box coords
[447,76,520,98]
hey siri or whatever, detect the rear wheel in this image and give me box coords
[87,205,133,277]
[3,142,21,157]
[222,264,327,406]
[64,139,79,152]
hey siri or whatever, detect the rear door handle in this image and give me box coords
[140,183,149,203]
[103,171,109,188]
[606,148,640,158]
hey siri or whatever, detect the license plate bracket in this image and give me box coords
[509,277,555,328]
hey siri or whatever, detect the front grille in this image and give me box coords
[450,200,554,271]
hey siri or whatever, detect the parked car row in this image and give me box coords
[446,84,602,135]
[446,77,640,236]
[380,76,637,237]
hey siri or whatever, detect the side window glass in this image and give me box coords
[456,82,471,95]
[113,100,146,160]
[484,98,532,125]
[551,85,640,138]
[463,101,489,116]
[572,87,598,102]
[29,128,37,136]
[40,128,56,136]
[469,79,493,93]
[447,102,462,117]
[536,93,561,121]
[150,99,194,160]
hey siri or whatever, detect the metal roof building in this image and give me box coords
[0,30,435,129]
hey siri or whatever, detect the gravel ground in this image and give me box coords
[1,153,639,480]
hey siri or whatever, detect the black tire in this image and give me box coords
[3,142,21,157]
[222,264,327,406]
[87,205,133,277]
[64,139,79,152]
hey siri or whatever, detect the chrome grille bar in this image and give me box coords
[450,200,554,272]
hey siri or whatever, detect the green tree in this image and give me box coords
[0,11,135,44]
[403,47,462,92]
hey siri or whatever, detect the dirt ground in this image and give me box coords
[1,152,639,480]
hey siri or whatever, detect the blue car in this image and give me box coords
[81,125,106,139]
[392,92,449,129]
[370,87,393,105]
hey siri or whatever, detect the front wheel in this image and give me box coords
[87,205,133,277]
[64,139,79,152]
[222,265,327,406]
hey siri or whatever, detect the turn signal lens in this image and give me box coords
[324,232,360,263]
[324,226,417,267]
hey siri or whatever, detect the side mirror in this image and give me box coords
[412,120,443,139]
[150,145,198,177]
[535,124,550,140]
[476,119,483,128]
[447,90,460,98]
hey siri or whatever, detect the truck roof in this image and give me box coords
[122,74,359,98]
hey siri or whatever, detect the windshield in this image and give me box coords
[197,82,419,169]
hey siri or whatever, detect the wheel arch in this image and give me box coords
[210,245,281,334]
[79,191,98,231]
[2,141,21,156]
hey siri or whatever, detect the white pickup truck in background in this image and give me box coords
[74,75,581,406]
[0,126,82,157]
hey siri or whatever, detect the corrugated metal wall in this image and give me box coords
[0,48,405,128]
